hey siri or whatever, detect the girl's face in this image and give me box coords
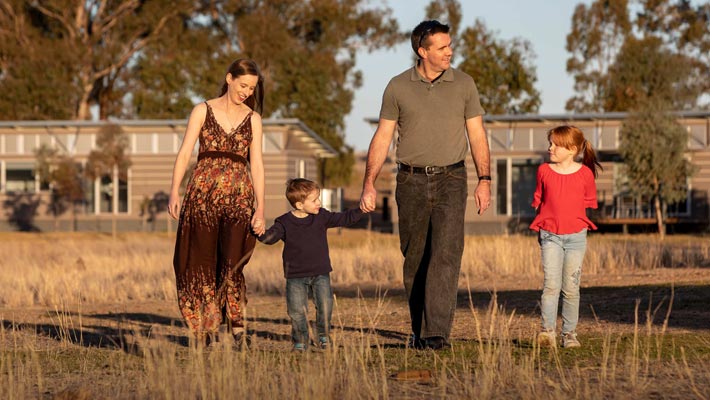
[226,73,258,105]
[548,139,576,164]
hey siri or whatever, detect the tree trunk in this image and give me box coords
[652,176,664,240]
[654,195,664,240]
[76,70,94,120]
[53,202,59,232]
[112,165,118,239]
[76,91,92,120]
[72,203,78,232]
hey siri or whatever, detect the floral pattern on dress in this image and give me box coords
[180,104,254,229]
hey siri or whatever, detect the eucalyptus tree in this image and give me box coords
[424,0,540,114]
[85,124,132,238]
[619,100,695,239]
[566,0,710,112]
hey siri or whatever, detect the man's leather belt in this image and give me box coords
[198,151,248,164]
[397,160,465,175]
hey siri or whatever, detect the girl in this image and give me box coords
[530,125,601,348]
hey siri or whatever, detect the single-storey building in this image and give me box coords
[0,119,337,232]
[365,111,710,234]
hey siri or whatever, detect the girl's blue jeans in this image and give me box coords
[538,228,587,334]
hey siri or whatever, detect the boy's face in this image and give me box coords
[296,190,321,215]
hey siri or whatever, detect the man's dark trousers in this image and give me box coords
[395,164,467,340]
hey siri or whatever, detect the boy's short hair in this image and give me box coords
[285,178,320,208]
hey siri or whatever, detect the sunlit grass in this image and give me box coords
[1,231,709,306]
[2,285,708,399]
[1,231,709,398]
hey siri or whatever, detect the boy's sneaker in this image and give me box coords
[562,332,581,348]
[292,343,307,352]
[537,330,557,348]
[318,337,329,350]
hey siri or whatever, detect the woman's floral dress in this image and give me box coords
[173,101,256,338]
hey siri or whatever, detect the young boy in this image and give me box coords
[258,178,364,351]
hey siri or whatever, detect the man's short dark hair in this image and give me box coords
[411,20,450,58]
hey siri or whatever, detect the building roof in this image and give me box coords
[365,110,710,125]
[0,118,339,159]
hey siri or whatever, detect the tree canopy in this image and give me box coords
[2,0,549,184]
[0,0,191,121]
[566,0,710,112]
[457,20,540,115]
[618,98,695,238]
[424,0,540,115]
[1,0,402,185]
[605,36,697,111]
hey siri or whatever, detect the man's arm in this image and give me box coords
[359,119,397,212]
[466,115,491,215]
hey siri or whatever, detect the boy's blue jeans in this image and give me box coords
[539,228,587,334]
[286,274,333,346]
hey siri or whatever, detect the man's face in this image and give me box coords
[420,32,452,72]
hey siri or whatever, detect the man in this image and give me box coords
[359,20,491,350]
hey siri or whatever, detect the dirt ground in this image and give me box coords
[2,267,709,352]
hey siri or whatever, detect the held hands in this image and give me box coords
[474,181,491,215]
[168,193,180,220]
[359,185,377,213]
[251,209,266,236]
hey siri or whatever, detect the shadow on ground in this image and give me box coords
[333,281,710,331]
[2,281,707,352]
[1,319,147,355]
[461,282,710,331]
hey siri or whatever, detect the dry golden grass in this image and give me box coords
[1,230,709,306]
[2,289,709,399]
[1,231,709,399]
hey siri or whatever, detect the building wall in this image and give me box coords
[0,121,330,232]
[369,114,710,235]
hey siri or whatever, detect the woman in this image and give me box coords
[168,59,266,345]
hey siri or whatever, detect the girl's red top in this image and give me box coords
[529,162,598,234]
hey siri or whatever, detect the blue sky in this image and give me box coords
[344,0,589,151]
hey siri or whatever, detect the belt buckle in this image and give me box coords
[425,165,435,176]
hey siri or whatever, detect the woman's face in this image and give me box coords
[227,73,258,105]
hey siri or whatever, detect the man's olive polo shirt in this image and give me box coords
[379,66,485,167]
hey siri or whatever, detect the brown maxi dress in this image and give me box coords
[173,102,257,337]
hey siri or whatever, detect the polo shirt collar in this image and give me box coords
[410,64,455,83]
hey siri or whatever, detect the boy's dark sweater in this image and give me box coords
[257,208,363,278]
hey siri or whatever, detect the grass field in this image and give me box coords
[1,231,709,399]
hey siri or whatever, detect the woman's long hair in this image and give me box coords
[548,125,602,178]
[219,59,264,114]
